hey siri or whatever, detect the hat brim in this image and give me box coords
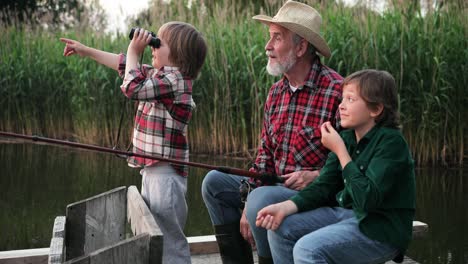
[253,15,331,58]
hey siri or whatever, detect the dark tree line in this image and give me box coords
[0,0,106,30]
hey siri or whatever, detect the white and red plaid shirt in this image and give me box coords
[118,54,195,177]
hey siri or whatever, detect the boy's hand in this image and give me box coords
[60,38,88,57]
[256,200,297,230]
[321,121,351,168]
[320,121,345,154]
[127,28,153,56]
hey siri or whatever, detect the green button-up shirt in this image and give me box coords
[290,125,415,252]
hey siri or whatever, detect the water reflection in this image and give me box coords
[0,143,466,264]
[0,143,137,250]
[0,142,248,250]
[409,168,468,264]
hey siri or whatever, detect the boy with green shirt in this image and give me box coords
[251,69,415,264]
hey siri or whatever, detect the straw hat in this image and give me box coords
[253,0,331,58]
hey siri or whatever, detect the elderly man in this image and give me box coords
[201,1,343,263]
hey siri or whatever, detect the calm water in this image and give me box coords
[0,143,467,264]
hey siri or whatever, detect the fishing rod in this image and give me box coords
[0,131,284,184]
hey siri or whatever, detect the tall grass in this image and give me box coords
[320,4,467,166]
[0,0,466,166]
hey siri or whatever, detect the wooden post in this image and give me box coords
[48,216,66,264]
[65,186,127,260]
[127,186,164,264]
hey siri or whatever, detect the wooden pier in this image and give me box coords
[0,186,428,264]
[0,234,427,264]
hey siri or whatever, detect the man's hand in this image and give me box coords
[256,200,298,230]
[282,170,320,190]
[240,207,255,246]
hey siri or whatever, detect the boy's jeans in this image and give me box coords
[246,186,298,257]
[268,206,399,264]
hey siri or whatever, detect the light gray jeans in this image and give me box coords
[141,163,191,264]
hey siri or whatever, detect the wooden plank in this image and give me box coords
[190,253,421,264]
[0,249,421,264]
[48,238,64,264]
[65,186,127,260]
[0,221,429,263]
[64,234,150,264]
[48,216,66,264]
[127,185,163,264]
[52,216,66,238]
[0,248,48,264]
[0,234,212,263]
[188,235,219,255]
[126,186,162,237]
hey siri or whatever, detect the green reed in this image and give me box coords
[321,4,467,166]
[0,1,466,165]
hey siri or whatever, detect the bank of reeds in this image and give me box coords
[0,1,466,166]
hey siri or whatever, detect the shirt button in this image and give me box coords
[339,197,342,202]
[360,165,364,170]
[356,150,360,154]
[344,179,347,184]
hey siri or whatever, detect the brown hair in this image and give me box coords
[159,21,207,79]
[342,69,400,129]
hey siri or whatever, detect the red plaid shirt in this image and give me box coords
[118,54,194,177]
[252,57,343,176]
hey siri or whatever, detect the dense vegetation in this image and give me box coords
[0,0,466,166]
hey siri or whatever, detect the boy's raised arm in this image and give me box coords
[60,38,120,71]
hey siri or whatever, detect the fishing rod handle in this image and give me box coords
[216,166,284,184]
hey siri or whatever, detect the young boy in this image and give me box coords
[253,69,415,263]
[60,22,207,263]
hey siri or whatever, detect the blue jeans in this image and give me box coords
[201,170,249,225]
[245,186,298,257]
[268,207,399,264]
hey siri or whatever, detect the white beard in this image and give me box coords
[266,49,296,76]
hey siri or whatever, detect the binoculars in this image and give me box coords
[129,27,161,48]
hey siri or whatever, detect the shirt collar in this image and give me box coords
[347,124,381,146]
[160,66,179,72]
[279,57,321,93]
[363,124,382,141]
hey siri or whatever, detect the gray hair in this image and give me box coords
[292,33,317,57]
